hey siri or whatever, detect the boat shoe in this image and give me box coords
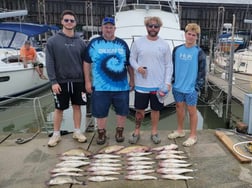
[183,137,197,147]
[115,127,125,142]
[167,130,186,139]
[73,132,87,143]
[151,134,161,144]
[48,135,61,147]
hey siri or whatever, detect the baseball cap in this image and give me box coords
[102,17,115,25]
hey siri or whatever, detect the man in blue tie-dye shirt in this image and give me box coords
[84,17,134,145]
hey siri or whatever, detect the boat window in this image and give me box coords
[0,30,14,48]
[10,32,27,49]
[240,62,246,67]
[0,76,10,82]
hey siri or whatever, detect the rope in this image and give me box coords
[233,141,252,160]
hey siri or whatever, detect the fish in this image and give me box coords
[127,165,153,170]
[159,162,192,168]
[161,174,194,180]
[61,148,92,157]
[151,144,178,152]
[128,161,156,166]
[126,152,153,157]
[159,150,184,154]
[155,154,187,160]
[50,167,84,173]
[115,145,150,155]
[93,159,120,163]
[51,172,84,177]
[162,159,188,163]
[46,176,85,185]
[88,176,119,182]
[56,160,90,168]
[127,156,152,161]
[98,145,125,154]
[93,154,121,159]
[125,174,157,180]
[127,169,155,175]
[59,156,89,161]
[89,170,120,176]
[87,166,122,172]
[157,168,194,174]
[90,163,122,167]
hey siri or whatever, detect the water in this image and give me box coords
[0,88,243,134]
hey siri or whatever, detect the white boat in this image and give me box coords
[0,22,58,104]
[114,0,185,109]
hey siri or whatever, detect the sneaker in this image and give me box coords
[73,132,87,143]
[115,127,125,142]
[97,129,106,145]
[167,130,185,139]
[48,135,61,147]
[129,133,140,144]
[151,134,161,144]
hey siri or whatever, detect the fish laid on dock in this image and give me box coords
[126,152,153,157]
[127,165,153,170]
[89,170,120,176]
[59,156,89,161]
[93,154,121,159]
[155,154,187,160]
[127,156,152,161]
[159,150,184,154]
[151,144,178,152]
[161,174,194,180]
[50,167,83,173]
[115,145,150,155]
[46,176,85,186]
[88,176,119,182]
[93,159,120,163]
[90,162,122,167]
[128,161,156,166]
[157,168,194,174]
[51,172,84,177]
[61,148,92,157]
[97,145,125,154]
[87,166,122,172]
[159,162,192,168]
[161,159,188,163]
[127,169,155,175]
[125,174,157,180]
[56,160,90,168]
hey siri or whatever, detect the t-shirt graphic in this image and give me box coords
[85,37,130,91]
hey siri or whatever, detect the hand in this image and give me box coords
[52,84,61,94]
[137,67,147,76]
[85,81,93,93]
[129,79,135,91]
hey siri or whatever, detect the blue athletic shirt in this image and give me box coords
[173,45,199,93]
[85,36,130,91]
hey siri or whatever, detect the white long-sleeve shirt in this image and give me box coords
[130,36,173,92]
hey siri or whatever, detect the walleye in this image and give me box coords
[159,150,184,154]
[88,176,119,182]
[127,156,152,161]
[159,162,192,168]
[125,174,157,180]
[157,168,194,174]
[59,156,89,161]
[151,144,178,152]
[90,163,122,167]
[127,165,153,170]
[161,174,194,180]
[51,172,84,177]
[127,169,155,175]
[93,159,120,163]
[126,152,152,157]
[155,154,187,160]
[98,145,125,154]
[61,148,92,157]
[56,160,90,168]
[115,145,150,155]
[50,167,83,173]
[89,170,120,176]
[87,166,122,171]
[162,159,188,163]
[46,176,85,185]
[128,161,155,166]
[93,154,120,159]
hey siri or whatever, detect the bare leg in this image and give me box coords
[53,109,63,131]
[176,102,186,132]
[72,105,82,129]
[151,110,159,135]
[34,66,42,76]
[97,117,107,130]
[134,110,144,135]
[187,105,198,138]
[116,115,126,128]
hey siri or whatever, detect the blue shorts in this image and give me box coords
[172,90,198,106]
[91,91,129,118]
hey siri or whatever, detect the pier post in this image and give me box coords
[243,94,252,134]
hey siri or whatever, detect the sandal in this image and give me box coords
[151,134,161,144]
[183,137,197,147]
[129,133,140,144]
[115,127,125,142]
[96,129,106,145]
[167,130,185,139]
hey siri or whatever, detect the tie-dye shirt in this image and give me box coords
[85,36,130,91]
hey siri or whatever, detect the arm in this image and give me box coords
[196,48,206,91]
[164,45,173,91]
[127,65,134,90]
[83,61,92,93]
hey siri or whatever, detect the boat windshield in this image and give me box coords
[0,30,28,49]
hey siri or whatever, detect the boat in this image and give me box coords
[114,0,185,110]
[0,22,59,104]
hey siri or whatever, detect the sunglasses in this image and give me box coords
[147,24,160,29]
[63,19,75,23]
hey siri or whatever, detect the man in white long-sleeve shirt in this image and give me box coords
[129,16,173,144]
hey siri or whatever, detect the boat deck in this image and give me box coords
[0,128,252,188]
